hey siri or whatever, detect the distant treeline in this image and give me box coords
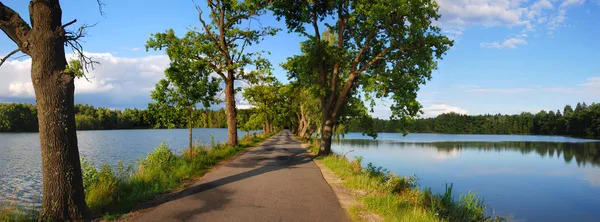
[346,102,600,139]
[0,103,257,132]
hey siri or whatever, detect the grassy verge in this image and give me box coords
[1,132,274,221]
[301,137,503,222]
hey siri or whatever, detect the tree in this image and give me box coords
[0,1,104,219]
[243,82,281,134]
[147,0,277,146]
[273,0,453,155]
[149,55,220,153]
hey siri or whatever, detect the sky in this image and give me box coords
[1,0,600,118]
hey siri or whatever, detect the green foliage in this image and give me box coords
[274,0,453,142]
[0,103,262,132]
[344,102,600,139]
[320,155,501,222]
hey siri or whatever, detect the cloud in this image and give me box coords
[421,104,468,117]
[480,38,527,49]
[436,0,584,43]
[0,52,170,108]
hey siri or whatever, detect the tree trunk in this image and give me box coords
[26,1,89,220]
[224,76,238,145]
[318,110,335,156]
[306,125,315,139]
[188,106,193,156]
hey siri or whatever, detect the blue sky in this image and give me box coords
[1,0,600,118]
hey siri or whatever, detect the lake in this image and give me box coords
[333,133,600,222]
[0,128,258,206]
[2,131,600,221]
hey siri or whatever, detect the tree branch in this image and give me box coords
[358,47,391,74]
[351,31,376,73]
[62,19,77,28]
[0,2,32,52]
[194,1,226,55]
[0,48,19,67]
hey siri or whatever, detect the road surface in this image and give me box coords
[131,130,350,222]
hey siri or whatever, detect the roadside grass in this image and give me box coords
[0,132,273,221]
[303,139,503,222]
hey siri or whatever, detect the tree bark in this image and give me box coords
[12,1,90,220]
[224,74,238,146]
[188,105,193,156]
[318,112,335,156]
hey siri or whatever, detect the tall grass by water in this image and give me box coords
[0,132,273,221]
[302,137,503,222]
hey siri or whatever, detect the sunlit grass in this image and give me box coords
[308,141,504,222]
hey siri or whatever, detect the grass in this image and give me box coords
[0,132,273,221]
[303,139,504,222]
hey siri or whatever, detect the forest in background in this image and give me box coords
[0,103,258,132]
[5,101,600,140]
[345,102,600,139]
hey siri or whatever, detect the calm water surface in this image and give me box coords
[0,128,257,205]
[333,133,600,222]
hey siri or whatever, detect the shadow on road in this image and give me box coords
[131,131,313,217]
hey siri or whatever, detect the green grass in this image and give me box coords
[310,142,504,222]
[0,132,273,221]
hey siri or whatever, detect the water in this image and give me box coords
[333,133,600,222]
[0,128,258,206]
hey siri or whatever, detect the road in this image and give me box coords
[131,130,350,222]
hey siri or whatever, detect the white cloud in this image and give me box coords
[480,37,527,49]
[421,104,468,117]
[436,0,584,43]
[0,52,169,107]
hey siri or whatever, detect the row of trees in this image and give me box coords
[0,0,451,219]
[342,102,600,139]
[0,103,260,132]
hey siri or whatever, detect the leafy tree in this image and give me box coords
[147,0,278,146]
[149,58,220,152]
[273,0,453,155]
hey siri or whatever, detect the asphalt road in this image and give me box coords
[131,130,350,222]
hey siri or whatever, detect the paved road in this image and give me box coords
[131,130,350,222]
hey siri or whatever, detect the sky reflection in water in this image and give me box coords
[333,133,600,222]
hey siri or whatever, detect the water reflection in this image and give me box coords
[333,137,600,222]
[337,139,600,167]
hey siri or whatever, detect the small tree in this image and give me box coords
[149,52,220,153]
[147,0,278,146]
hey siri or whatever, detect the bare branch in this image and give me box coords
[96,0,106,17]
[64,23,100,77]
[62,19,77,28]
[0,48,19,67]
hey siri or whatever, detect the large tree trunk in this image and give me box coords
[27,1,89,220]
[224,76,238,146]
